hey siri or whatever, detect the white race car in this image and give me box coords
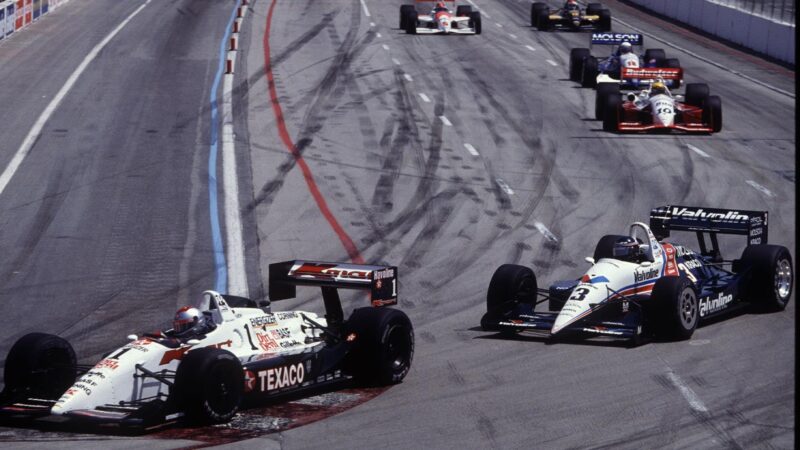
[400,0,482,35]
[0,261,413,429]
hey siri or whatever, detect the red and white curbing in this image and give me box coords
[225,2,247,74]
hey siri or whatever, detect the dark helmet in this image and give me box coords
[612,236,644,263]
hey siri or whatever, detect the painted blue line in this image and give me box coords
[209,0,242,294]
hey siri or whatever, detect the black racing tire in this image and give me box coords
[531,2,548,27]
[703,95,722,133]
[685,83,710,107]
[592,234,628,261]
[569,48,591,82]
[456,5,472,16]
[345,307,414,385]
[174,348,243,424]
[586,3,604,15]
[535,10,551,30]
[400,5,415,29]
[662,57,681,68]
[602,94,621,131]
[596,83,620,120]
[643,48,666,66]
[470,11,482,34]
[651,276,698,340]
[581,56,598,88]
[481,264,537,331]
[2,333,77,399]
[738,245,793,311]
[405,10,418,34]
[598,9,612,32]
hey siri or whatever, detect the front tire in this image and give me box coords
[643,48,666,66]
[405,11,418,34]
[531,2,548,27]
[470,11,482,34]
[602,94,621,131]
[703,95,722,132]
[346,308,414,385]
[596,83,620,120]
[2,333,77,400]
[399,5,414,29]
[569,48,590,82]
[738,245,793,311]
[456,5,472,16]
[581,56,598,88]
[652,276,699,340]
[481,264,537,331]
[174,348,243,424]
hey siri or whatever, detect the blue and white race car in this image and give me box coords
[481,206,793,345]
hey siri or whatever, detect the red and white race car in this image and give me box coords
[400,0,482,35]
[598,73,722,133]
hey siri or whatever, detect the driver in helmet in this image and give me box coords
[564,0,580,11]
[172,306,215,337]
[432,1,448,13]
[649,79,669,97]
[612,236,646,263]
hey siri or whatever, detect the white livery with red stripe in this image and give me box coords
[481,206,793,345]
[400,1,481,35]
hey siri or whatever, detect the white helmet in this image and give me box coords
[173,306,203,334]
[619,41,632,54]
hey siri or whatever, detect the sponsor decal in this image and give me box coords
[675,245,694,257]
[84,370,106,380]
[634,267,659,282]
[622,67,682,80]
[374,268,394,280]
[270,328,292,339]
[72,382,92,396]
[291,263,370,282]
[749,227,763,237]
[699,292,733,317]
[257,363,306,392]
[159,340,233,365]
[275,312,298,320]
[580,274,609,284]
[250,314,277,328]
[256,332,279,351]
[662,244,679,276]
[671,207,749,222]
[95,359,119,371]
[682,259,703,270]
[279,339,302,348]
[243,370,257,393]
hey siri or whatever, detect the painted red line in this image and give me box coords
[263,0,364,264]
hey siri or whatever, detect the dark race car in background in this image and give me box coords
[481,206,792,346]
[531,2,611,31]
[0,261,414,430]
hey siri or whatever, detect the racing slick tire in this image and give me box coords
[662,57,681,68]
[345,307,414,385]
[569,48,591,82]
[592,235,628,261]
[703,95,722,133]
[456,5,472,16]
[597,9,612,31]
[652,276,699,340]
[737,245,793,311]
[596,83,620,120]
[2,333,77,400]
[400,5,415,29]
[405,10,418,34]
[685,83,710,107]
[531,2,548,27]
[586,3,604,15]
[643,48,666,66]
[481,264,537,332]
[581,56,598,88]
[469,11,482,34]
[602,95,621,131]
[174,348,243,424]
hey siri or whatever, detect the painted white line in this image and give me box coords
[439,115,452,126]
[463,143,480,156]
[686,144,711,158]
[359,0,371,17]
[376,32,382,38]
[419,92,431,103]
[746,180,775,198]
[496,178,514,195]
[495,22,503,28]
[382,44,390,51]
[533,221,558,243]
[370,22,376,27]
[466,0,475,5]
[546,59,558,66]
[525,45,536,52]
[482,11,492,19]
[508,33,518,39]
[404,73,414,82]
[392,58,401,65]
[611,15,793,99]
[666,371,709,413]
[0,0,152,197]
[222,73,248,297]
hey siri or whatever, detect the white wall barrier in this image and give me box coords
[626,0,795,65]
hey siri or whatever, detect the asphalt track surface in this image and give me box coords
[0,0,795,448]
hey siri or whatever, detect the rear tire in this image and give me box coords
[643,48,666,66]
[174,348,243,424]
[531,2,548,27]
[596,83,620,120]
[399,5,414,29]
[481,264,537,331]
[2,333,77,400]
[738,245,793,311]
[581,56,598,88]
[346,308,414,385]
[535,10,551,30]
[662,57,681,68]
[456,5,472,16]
[470,11,482,34]
[586,3,604,16]
[602,95,621,131]
[598,9,612,31]
[685,83,710,107]
[703,95,722,132]
[569,48,591,82]
[652,276,698,340]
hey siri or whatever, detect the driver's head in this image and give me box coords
[650,80,667,95]
[565,0,579,9]
[173,306,203,334]
[619,41,632,54]
[612,237,644,263]
[435,1,447,11]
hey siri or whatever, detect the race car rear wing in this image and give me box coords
[269,260,397,305]
[650,206,768,258]
[591,32,643,46]
[621,67,683,81]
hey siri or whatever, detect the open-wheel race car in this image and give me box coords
[400,0,482,35]
[598,78,722,133]
[570,32,682,89]
[0,261,414,430]
[481,206,792,345]
[531,1,611,31]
